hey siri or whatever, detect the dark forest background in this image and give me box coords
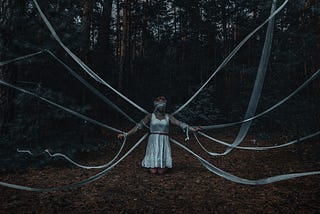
[0,0,319,169]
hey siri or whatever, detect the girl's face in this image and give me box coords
[155,97,166,113]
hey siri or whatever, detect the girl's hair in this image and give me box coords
[155,96,166,102]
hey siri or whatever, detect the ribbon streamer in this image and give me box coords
[32,0,149,114]
[194,131,320,152]
[172,0,288,115]
[170,138,320,185]
[200,68,320,130]
[0,48,138,124]
[0,134,147,192]
[17,136,127,170]
[16,148,34,156]
[0,51,43,66]
[0,79,124,134]
[192,0,277,156]
[44,50,137,124]
[44,136,127,169]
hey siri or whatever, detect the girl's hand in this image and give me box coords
[194,126,201,132]
[117,133,125,139]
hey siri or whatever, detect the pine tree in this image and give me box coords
[0,0,25,135]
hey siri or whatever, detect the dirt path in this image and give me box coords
[0,133,319,213]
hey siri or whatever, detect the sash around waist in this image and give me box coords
[149,132,169,136]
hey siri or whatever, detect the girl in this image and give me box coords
[117,96,200,174]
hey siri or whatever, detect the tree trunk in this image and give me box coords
[81,0,92,64]
[93,0,113,121]
[118,0,130,94]
[216,3,228,116]
[0,66,17,135]
[140,0,148,58]
[96,0,113,77]
[79,0,92,141]
[0,0,23,135]
[116,0,121,63]
[130,0,138,99]
[231,12,240,113]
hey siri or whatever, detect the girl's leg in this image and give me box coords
[149,168,157,174]
[157,168,167,174]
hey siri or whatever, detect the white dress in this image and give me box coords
[141,113,172,168]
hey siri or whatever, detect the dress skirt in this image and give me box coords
[141,133,172,168]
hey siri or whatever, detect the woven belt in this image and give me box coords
[150,132,169,136]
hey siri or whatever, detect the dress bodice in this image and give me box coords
[150,113,169,133]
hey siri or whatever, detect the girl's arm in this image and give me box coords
[168,114,200,132]
[117,114,151,139]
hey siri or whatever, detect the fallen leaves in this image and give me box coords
[0,133,319,213]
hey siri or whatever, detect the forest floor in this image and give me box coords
[0,131,319,213]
